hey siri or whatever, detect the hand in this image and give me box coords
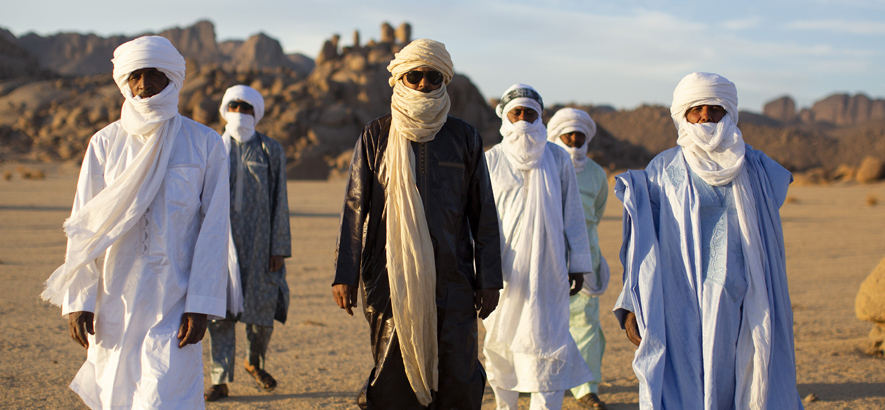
[269,255,285,272]
[474,288,500,320]
[568,273,585,296]
[332,284,358,316]
[625,311,642,347]
[177,313,207,348]
[68,311,95,349]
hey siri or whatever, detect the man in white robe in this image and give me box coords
[483,84,594,410]
[42,36,229,410]
[547,108,610,410]
[614,72,803,409]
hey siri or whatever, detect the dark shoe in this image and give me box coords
[577,393,608,409]
[204,384,229,402]
[245,366,277,391]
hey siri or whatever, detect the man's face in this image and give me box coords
[228,100,255,116]
[506,106,539,124]
[127,68,169,98]
[402,67,443,93]
[685,104,726,124]
[559,131,586,148]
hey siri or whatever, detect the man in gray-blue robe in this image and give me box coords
[205,85,291,401]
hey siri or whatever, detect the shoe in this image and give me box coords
[204,384,229,402]
[577,393,607,409]
[245,366,277,391]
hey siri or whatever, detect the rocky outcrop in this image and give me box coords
[0,28,42,80]
[856,156,885,183]
[809,93,885,126]
[9,20,314,77]
[856,256,885,355]
[763,96,797,123]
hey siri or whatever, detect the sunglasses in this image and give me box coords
[228,101,253,111]
[404,70,444,86]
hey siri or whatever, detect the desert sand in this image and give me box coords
[1,162,883,409]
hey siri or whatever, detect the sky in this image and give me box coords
[5,0,885,112]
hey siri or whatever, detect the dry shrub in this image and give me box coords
[785,196,799,204]
[15,166,45,180]
[2,171,11,181]
[867,194,879,207]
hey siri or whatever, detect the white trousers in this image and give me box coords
[492,385,564,410]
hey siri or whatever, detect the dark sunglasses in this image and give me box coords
[404,70,444,86]
[228,101,253,111]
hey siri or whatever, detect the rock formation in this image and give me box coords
[763,96,797,123]
[856,256,885,356]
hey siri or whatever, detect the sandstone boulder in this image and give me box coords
[855,156,885,183]
[856,256,885,323]
[763,96,796,123]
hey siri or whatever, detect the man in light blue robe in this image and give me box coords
[614,72,803,410]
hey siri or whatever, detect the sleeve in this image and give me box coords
[61,136,107,315]
[561,154,593,274]
[465,127,503,290]
[184,133,230,318]
[269,141,291,257]
[332,128,374,286]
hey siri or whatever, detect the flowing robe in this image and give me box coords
[483,143,594,392]
[333,115,502,410]
[229,132,291,325]
[614,146,803,410]
[62,118,229,410]
[569,158,609,398]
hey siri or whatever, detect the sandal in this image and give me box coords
[204,384,229,402]
[245,366,277,391]
[577,393,608,409]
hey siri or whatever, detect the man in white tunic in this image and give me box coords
[483,84,594,410]
[547,108,610,410]
[41,36,230,410]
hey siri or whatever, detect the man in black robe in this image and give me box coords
[332,39,502,410]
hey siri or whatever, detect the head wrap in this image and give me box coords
[670,72,772,409]
[112,36,186,136]
[220,85,265,143]
[547,108,597,173]
[382,38,455,406]
[42,36,187,306]
[671,72,745,186]
[497,84,547,170]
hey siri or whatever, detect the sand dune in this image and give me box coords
[1,163,883,409]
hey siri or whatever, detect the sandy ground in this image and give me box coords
[1,162,883,409]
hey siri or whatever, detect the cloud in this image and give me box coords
[786,19,885,35]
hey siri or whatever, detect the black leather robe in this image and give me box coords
[334,115,502,409]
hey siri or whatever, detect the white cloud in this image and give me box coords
[786,19,885,35]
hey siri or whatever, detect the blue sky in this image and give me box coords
[5,0,885,112]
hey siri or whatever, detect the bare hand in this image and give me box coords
[568,273,585,296]
[332,284,358,316]
[474,289,500,319]
[68,311,95,349]
[625,311,642,347]
[177,313,207,348]
[269,255,285,272]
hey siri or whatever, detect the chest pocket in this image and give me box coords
[165,164,203,213]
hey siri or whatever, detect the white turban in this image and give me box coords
[671,72,745,186]
[111,36,186,136]
[383,38,455,406]
[547,108,597,173]
[670,72,738,128]
[496,83,544,119]
[220,85,266,124]
[497,84,547,170]
[220,85,265,144]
